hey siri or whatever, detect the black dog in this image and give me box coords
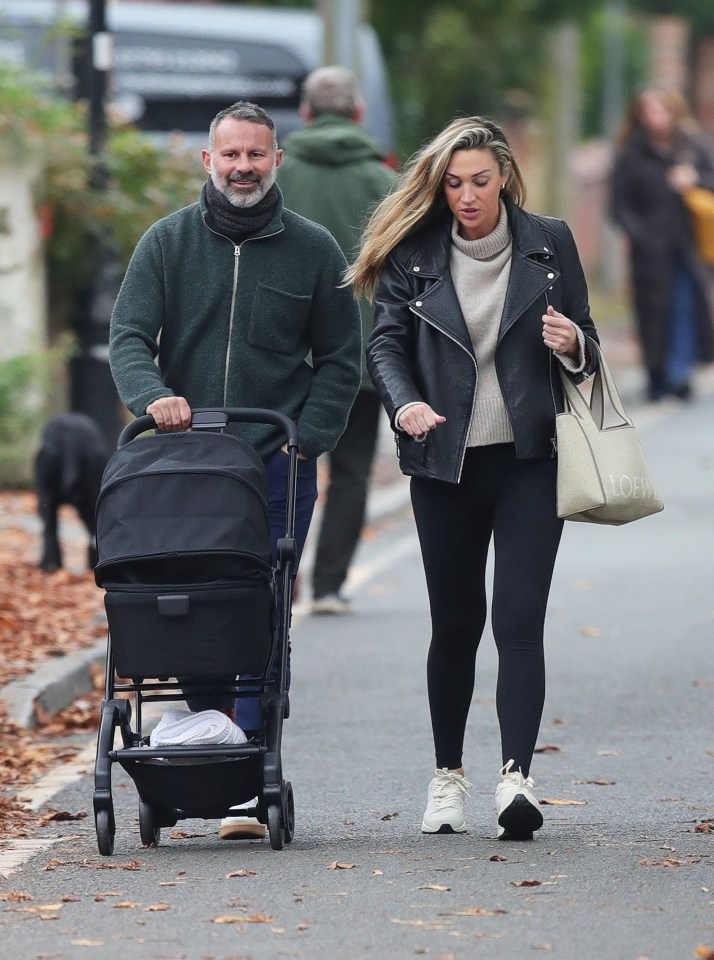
[35,413,109,572]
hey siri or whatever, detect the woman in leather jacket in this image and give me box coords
[347,116,599,841]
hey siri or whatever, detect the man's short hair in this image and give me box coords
[208,100,278,150]
[301,66,361,119]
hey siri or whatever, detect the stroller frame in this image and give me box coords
[92,408,299,854]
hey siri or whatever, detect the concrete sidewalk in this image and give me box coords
[2,324,710,728]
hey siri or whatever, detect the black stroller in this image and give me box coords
[92,408,299,854]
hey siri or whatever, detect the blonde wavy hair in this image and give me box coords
[346,115,526,299]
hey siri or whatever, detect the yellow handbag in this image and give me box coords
[683,186,714,266]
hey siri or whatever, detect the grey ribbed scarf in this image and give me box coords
[203,179,279,243]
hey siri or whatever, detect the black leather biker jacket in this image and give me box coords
[366,199,600,484]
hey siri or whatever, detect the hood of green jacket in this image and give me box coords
[281,114,387,167]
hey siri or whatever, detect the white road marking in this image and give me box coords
[291,530,420,622]
[345,532,420,591]
[0,742,96,877]
[21,743,96,812]
[0,838,66,879]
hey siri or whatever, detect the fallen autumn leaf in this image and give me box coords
[37,809,87,825]
[572,779,615,786]
[212,913,274,924]
[539,798,587,806]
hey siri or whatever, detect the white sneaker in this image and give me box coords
[311,593,353,615]
[219,798,266,840]
[495,760,543,840]
[421,768,472,834]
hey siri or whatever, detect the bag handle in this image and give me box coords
[559,341,632,429]
[544,286,629,432]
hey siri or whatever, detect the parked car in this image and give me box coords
[0,0,395,150]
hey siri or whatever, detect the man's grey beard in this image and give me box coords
[212,163,277,208]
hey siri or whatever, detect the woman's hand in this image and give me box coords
[542,306,578,357]
[397,402,446,440]
[668,162,698,193]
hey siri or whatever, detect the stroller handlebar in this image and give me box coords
[117,407,300,449]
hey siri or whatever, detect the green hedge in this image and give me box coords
[0,66,205,486]
[0,64,205,328]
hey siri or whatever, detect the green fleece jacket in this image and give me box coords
[278,114,395,391]
[109,184,361,459]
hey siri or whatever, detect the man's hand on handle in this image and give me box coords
[146,396,192,432]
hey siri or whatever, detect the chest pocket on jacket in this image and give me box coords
[248,283,313,356]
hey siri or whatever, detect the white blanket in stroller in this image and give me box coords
[149,709,247,747]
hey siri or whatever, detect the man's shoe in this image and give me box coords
[310,593,353,615]
[495,760,543,840]
[421,768,472,834]
[668,380,693,402]
[219,798,266,840]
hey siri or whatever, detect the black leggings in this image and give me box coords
[410,444,563,774]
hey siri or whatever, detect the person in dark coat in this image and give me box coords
[347,116,599,841]
[610,87,714,401]
[278,66,395,614]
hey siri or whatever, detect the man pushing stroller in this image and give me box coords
[109,100,361,839]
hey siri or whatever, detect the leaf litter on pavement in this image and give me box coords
[0,498,105,686]
[0,491,106,837]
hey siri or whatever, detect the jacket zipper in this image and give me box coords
[410,304,478,483]
[224,245,241,405]
[202,215,283,406]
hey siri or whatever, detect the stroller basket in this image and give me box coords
[95,429,274,680]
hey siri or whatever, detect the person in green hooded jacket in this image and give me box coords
[279,66,395,615]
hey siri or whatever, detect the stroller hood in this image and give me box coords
[95,430,271,585]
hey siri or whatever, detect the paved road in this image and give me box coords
[1,390,712,960]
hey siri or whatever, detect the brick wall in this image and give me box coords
[693,36,714,140]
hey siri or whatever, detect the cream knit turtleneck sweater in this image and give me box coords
[450,202,514,447]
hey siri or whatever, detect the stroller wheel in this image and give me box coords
[95,809,115,856]
[139,801,161,847]
[267,804,283,850]
[283,781,295,844]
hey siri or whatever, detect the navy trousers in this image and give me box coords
[185,447,317,729]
